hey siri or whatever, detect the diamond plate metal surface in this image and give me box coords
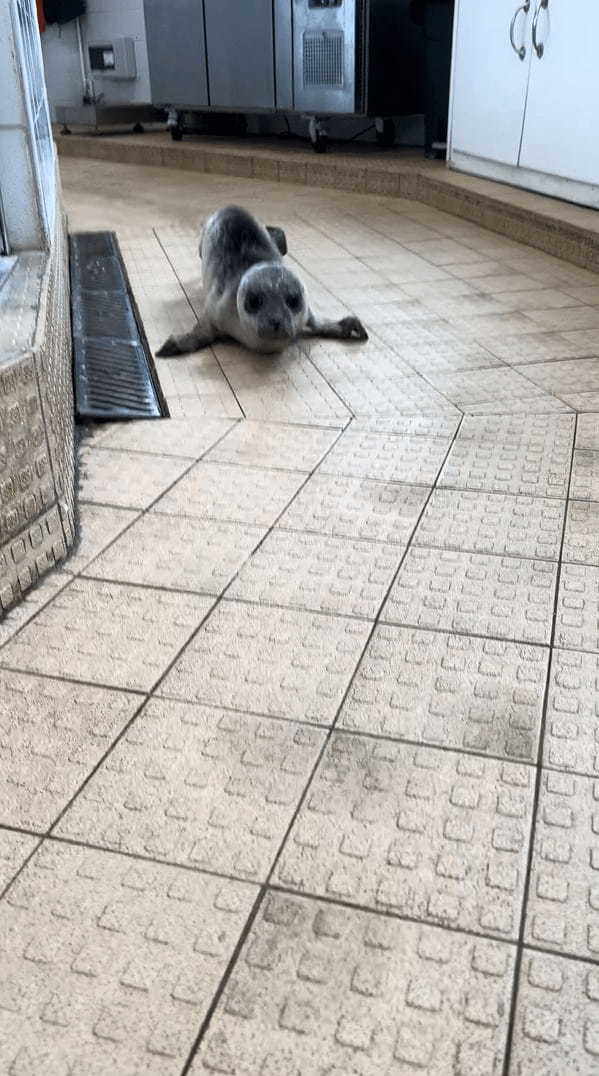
[0,670,140,830]
[153,461,306,527]
[89,513,263,594]
[159,600,370,725]
[206,422,338,472]
[275,735,534,939]
[229,530,401,619]
[95,417,236,459]
[57,699,325,880]
[279,474,429,545]
[570,451,599,501]
[339,625,547,762]
[414,489,565,561]
[544,649,599,777]
[0,842,256,1075]
[439,415,575,498]
[320,430,451,484]
[563,501,599,567]
[556,564,599,653]
[79,446,192,510]
[0,579,213,692]
[510,949,599,1075]
[193,892,515,1076]
[382,547,557,645]
[525,769,599,959]
[0,829,38,892]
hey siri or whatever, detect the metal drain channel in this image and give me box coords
[70,231,169,421]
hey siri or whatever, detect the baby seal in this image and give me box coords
[156,205,368,357]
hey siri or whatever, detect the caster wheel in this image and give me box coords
[170,126,183,141]
[312,132,328,153]
[375,119,396,148]
[132,122,145,134]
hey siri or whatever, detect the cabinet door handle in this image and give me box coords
[510,1,531,60]
[532,0,549,58]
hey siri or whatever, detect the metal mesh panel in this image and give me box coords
[303,31,344,88]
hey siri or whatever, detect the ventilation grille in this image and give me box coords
[303,31,344,88]
[70,232,168,421]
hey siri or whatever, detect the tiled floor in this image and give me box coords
[2,157,599,1074]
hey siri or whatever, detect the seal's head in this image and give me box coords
[237,263,307,354]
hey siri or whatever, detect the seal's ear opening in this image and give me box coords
[266,226,288,257]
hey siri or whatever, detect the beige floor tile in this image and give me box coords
[275,734,534,939]
[206,421,338,472]
[340,624,547,761]
[79,446,191,510]
[0,841,256,1074]
[424,367,549,408]
[557,390,599,411]
[543,649,599,776]
[320,430,450,484]
[193,893,515,1075]
[514,358,599,397]
[496,288,583,312]
[154,356,244,417]
[0,579,213,692]
[555,563,599,653]
[0,829,39,891]
[89,513,263,593]
[0,671,140,829]
[0,571,72,648]
[152,460,305,526]
[563,501,599,566]
[414,489,565,560]
[463,397,573,416]
[57,699,324,880]
[577,414,599,450]
[570,450,599,500]
[66,504,139,575]
[350,413,461,437]
[477,331,597,365]
[524,306,599,332]
[382,547,557,645]
[279,473,429,544]
[95,417,236,459]
[159,600,369,725]
[229,529,401,618]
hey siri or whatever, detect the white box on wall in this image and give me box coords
[88,36,137,80]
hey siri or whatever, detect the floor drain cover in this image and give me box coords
[70,231,169,421]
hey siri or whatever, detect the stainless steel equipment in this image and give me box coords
[144,0,423,151]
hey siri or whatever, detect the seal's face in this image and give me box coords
[237,264,307,353]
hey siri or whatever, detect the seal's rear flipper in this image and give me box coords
[266,226,288,257]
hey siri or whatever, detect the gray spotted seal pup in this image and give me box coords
[156,205,368,357]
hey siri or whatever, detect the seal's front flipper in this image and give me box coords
[156,317,217,357]
[305,312,369,342]
[266,226,288,257]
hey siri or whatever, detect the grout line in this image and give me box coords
[0,835,44,904]
[500,412,579,1076]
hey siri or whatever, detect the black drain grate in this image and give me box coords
[70,231,169,421]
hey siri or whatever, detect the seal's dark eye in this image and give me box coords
[245,294,262,314]
[286,293,301,312]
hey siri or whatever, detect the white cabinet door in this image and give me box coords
[519,0,599,184]
[450,0,533,166]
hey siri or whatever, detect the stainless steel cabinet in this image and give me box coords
[144,0,208,108]
[204,0,275,109]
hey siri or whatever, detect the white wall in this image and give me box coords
[41,0,151,118]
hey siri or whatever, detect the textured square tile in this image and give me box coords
[0,579,213,692]
[514,358,599,397]
[0,671,140,830]
[154,356,243,417]
[0,571,72,648]
[556,564,599,653]
[558,390,599,411]
[510,950,599,1076]
[153,461,305,526]
[570,451,599,501]
[544,649,599,776]
[340,625,547,762]
[313,370,459,419]
[279,474,429,545]
[464,396,572,416]
[95,417,236,459]
[424,367,549,408]
[159,601,369,725]
[577,415,599,451]
[89,514,263,594]
[320,430,450,484]
[206,421,337,471]
[193,892,515,1076]
[563,501,599,566]
[79,447,191,510]
[0,830,38,892]
[0,842,256,1075]
[275,735,534,939]
[383,547,557,645]
[57,700,324,881]
[414,489,564,561]
[65,504,139,576]
[351,413,460,438]
[439,414,575,498]
[525,306,599,331]
[229,530,400,618]
[525,769,599,959]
